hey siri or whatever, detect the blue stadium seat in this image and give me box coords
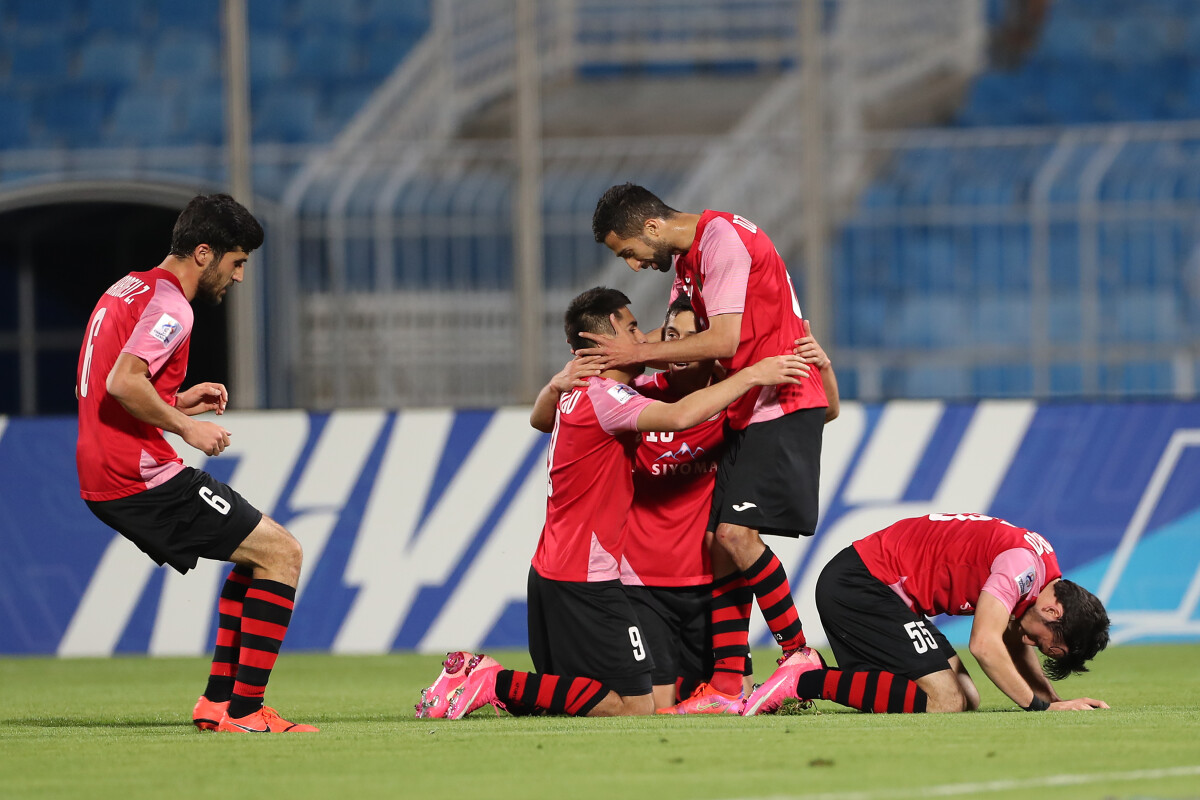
[0,94,33,147]
[364,0,431,31]
[179,85,224,144]
[249,33,290,82]
[9,37,71,82]
[154,0,219,33]
[37,88,108,147]
[77,37,144,87]
[106,88,179,146]
[293,0,359,30]
[253,87,319,142]
[150,32,218,80]
[247,0,289,30]
[12,0,74,29]
[84,0,145,34]
[293,31,359,80]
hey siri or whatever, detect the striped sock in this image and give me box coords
[709,573,753,696]
[796,669,928,713]
[742,547,806,652]
[495,671,608,717]
[227,579,296,719]
[203,565,253,702]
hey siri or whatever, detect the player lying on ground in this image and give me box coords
[76,194,316,733]
[415,287,810,718]
[743,513,1110,715]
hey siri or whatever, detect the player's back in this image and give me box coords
[76,268,192,501]
[853,513,1062,617]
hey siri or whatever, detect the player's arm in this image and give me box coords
[175,382,228,417]
[969,591,1107,711]
[530,356,604,432]
[792,320,839,422]
[634,353,808,432]
[577,312,741,369]
[106,352,232,456]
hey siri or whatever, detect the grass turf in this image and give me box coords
[1,644,1197,800]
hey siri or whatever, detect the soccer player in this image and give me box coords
[585,183,829,712]
[76,194,317,734]
[415,287,811,719]
[743,513,1111,715]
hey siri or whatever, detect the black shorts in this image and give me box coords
[708,407,823,537]
[624,584,712,686]
[815,546,956,680]
[527,567,653,696]
[86,467,262,575]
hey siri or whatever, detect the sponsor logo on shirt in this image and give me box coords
[653,442,705,462]
[150,313,182,346]
[608,384,637,405]
[1015,565,1036,596]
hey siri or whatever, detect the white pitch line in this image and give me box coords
[726,764,1200,800]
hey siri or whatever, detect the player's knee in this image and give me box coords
[714,523,752,550]
[620,693,656,716]
[258,518,303,577]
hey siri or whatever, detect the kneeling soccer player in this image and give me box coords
[415,287,810,718]
[744,513,1110,715]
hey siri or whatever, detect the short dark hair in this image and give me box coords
[170,193,264,262]
[565,286,631,351]
[665,294,695,324]
[592,183,678,243]
[1043,579,1110,681]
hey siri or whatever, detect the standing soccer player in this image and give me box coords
[586,183,829,712]
[76,194,317,733]
[744,513,1110,715]
[415,287,811,719]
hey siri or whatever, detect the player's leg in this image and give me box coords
[712,410,824,658]
[194,564,253,728]
[747,546,941,715]
[625,585,683,709]
[707,537,754,696]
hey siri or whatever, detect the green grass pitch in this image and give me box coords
[1,644,1197,800]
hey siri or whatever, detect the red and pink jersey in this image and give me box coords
[621,372,724,588]
[853,514,1063,619]
[532,376,656,583]
[76,268,192,501]
[671,210,827,429]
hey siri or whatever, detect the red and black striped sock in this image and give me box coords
[227,579,296,719]
[709,573,753,696]
[203,565,253,702]
[796,669,928,713]
[495,670,608,717]
[742,547,806,652]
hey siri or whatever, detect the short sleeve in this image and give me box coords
[588,380,656,435]
[121,282,192,374]
[980,547,1043,614]
[698,218,751,316]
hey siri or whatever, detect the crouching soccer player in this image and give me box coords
[744,513,1110,715]
[415,287,811,719]
[76,195,316,733]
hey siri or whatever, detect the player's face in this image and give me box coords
[663,310,712,382]
[611,306,648,375]
[196,247,248,306]
[603,229,674,273]
[1018,606,1067,660]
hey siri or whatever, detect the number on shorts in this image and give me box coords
[628,626,646,662]
[904,621,939,654]
[199,486,231,516]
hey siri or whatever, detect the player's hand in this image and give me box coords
[744,354,811,386]
[576,322,641,369]
[176,382,228,416]
[183,419,233,457]
[1048,697,1110,710]
[550,356,605,393]
[792,320,830,369]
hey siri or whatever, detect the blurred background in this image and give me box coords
[3,0,1197,416]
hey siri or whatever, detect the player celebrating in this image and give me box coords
[76,194,317,733]
[744,513,1110,715]
[415,287,811,719]
[585,183,829,712]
